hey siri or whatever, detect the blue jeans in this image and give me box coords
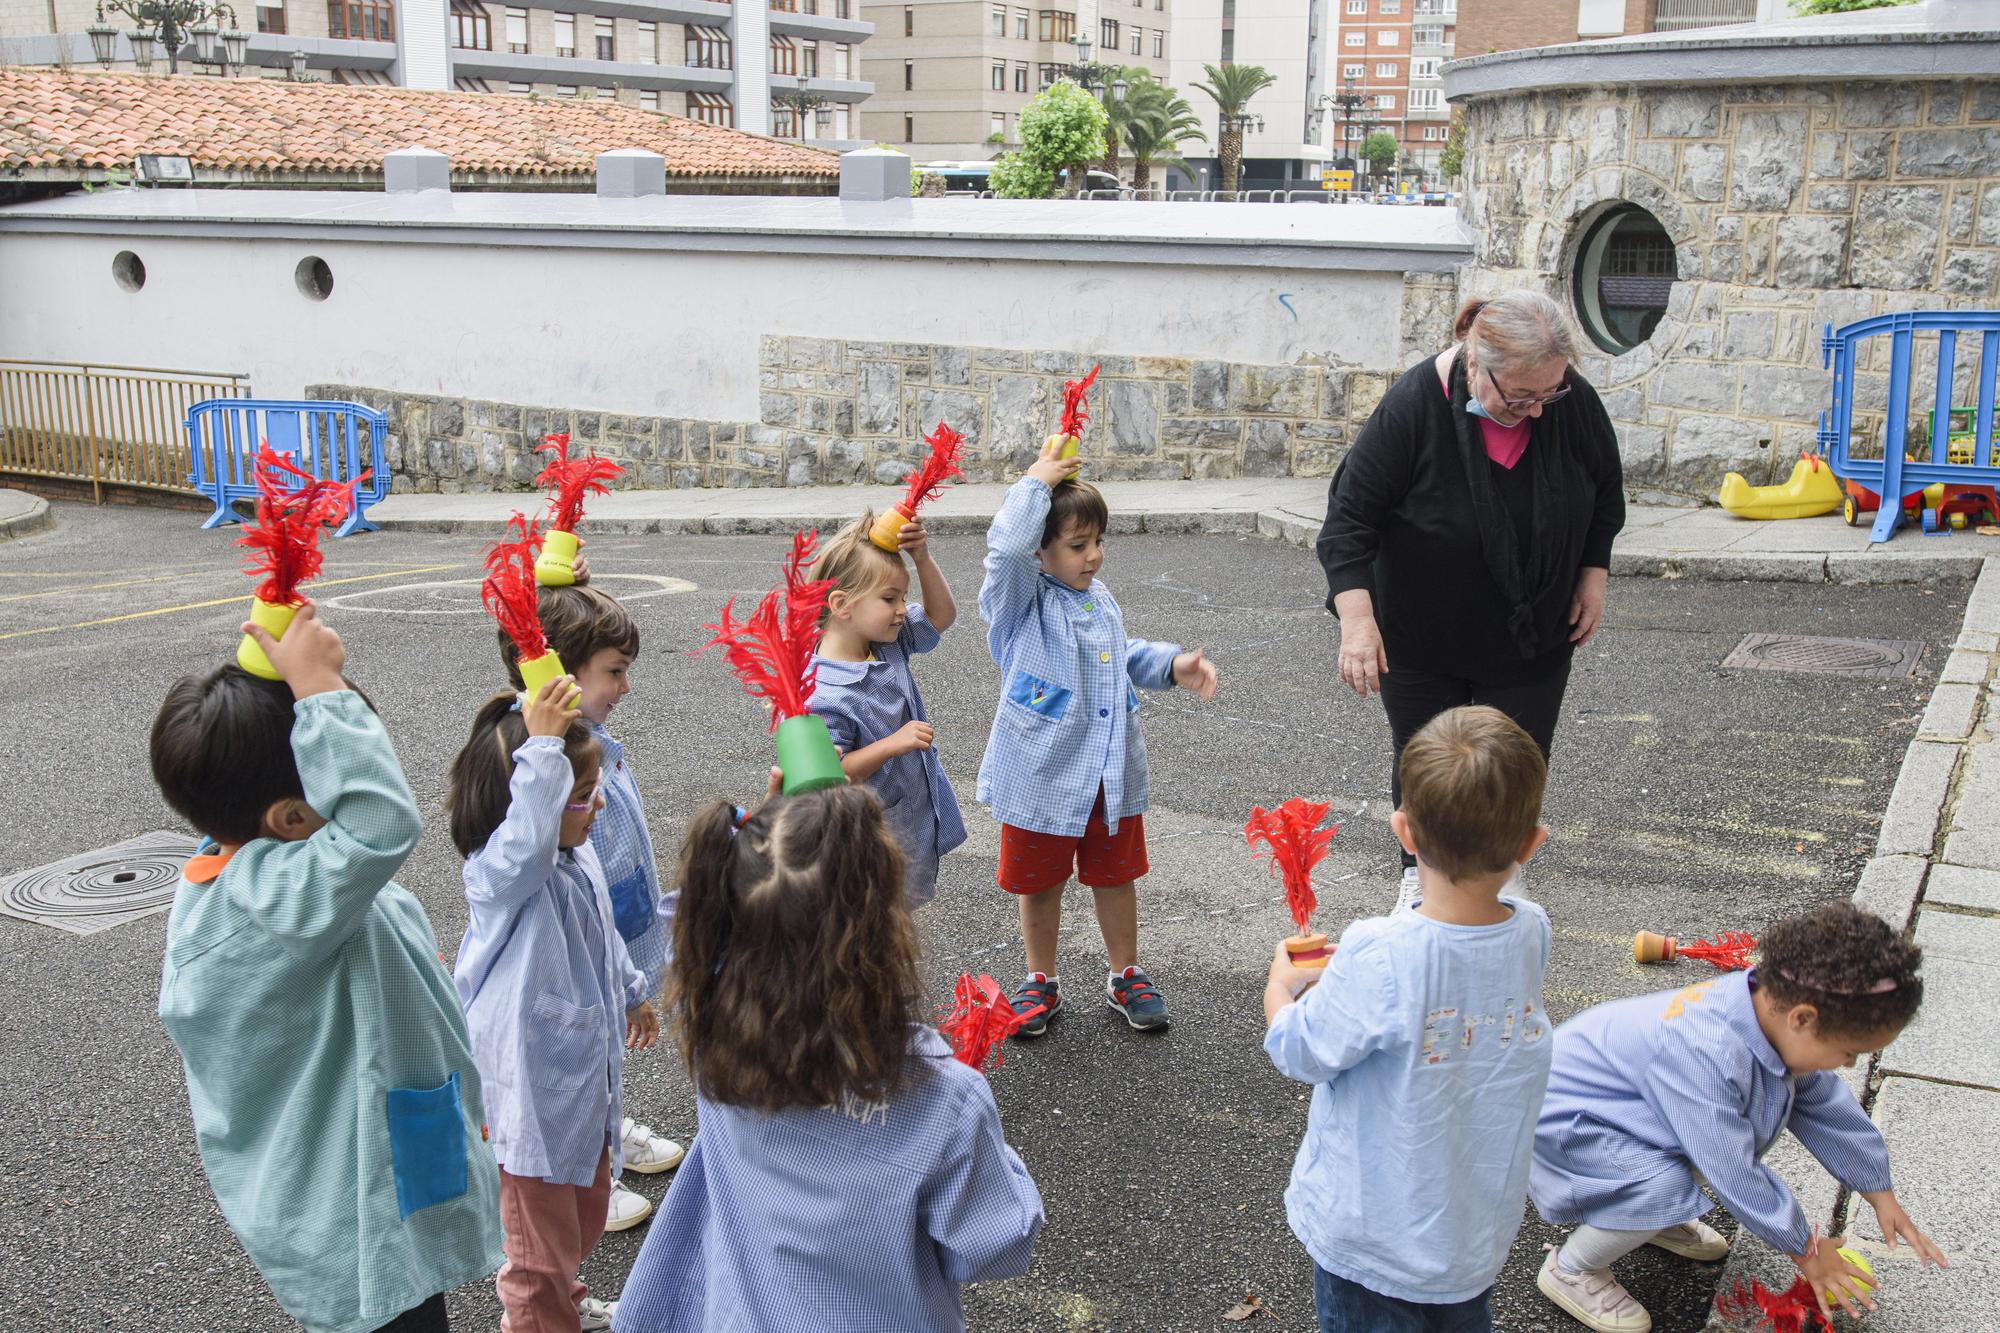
[1315,1267,1493,1333]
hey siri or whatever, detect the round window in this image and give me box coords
[295,256,334,302]
[112,250,146,292]
[1572,204,1676,356]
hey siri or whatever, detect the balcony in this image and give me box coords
[769,0,873,43]
[327,0,395,41]
[509,0,735,28]
[1652,0,1756,29]
[447,46,734,92]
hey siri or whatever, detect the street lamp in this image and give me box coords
[288,47,309,81]
[1059,34,1126,105]
[127,29,157,71]
[773,74,832,142]
[1313,74,1372,171]
[89,0,242,75]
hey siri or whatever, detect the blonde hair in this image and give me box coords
[1453,291,1577,382]
[807,514,908,624]
[1400,705,1547,881]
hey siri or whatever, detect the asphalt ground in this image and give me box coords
[0,500,1971,1333]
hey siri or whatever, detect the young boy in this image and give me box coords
[979,439,1219,1034]
[1263,705,1553,1332]
[498,579,683,1253]
[152,604,503,1333]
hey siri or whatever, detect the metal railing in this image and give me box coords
[0,361,250,502]
[1652,0,1757,30]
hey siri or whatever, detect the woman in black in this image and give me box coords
[1317,291,1624,907]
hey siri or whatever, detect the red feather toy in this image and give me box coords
[938,974,1039,1075]
[1059,364,1100,441]
[869,421,967,552]
[1635,929,1758,971]
[1713,1277,1829,1333]
[483,513,575,701]
[1246,798,1340,969]
[233,444,367,680]
[533,431,623,586]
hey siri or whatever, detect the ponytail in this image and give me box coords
[1453,297,1488,342]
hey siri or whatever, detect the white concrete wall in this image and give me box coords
[0,231,1411,420]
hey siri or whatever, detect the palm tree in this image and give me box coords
[1098,66,1151,183]
[1191,62,1276,195]
[1121,82,1205,192]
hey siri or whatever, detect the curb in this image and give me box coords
[0,491,52,541]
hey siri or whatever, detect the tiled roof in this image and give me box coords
[0,67,839,180]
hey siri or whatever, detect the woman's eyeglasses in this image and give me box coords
[1485,366,1572,410]
[564,779,602,813]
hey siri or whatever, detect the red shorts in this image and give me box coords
[997,792,1149,895]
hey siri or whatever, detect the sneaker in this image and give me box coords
[576,1296,617,1331]
[1537,1248,1651,1333]
[1647,1219,1730,1261]
[1394,866,1422,914]
[1107,966,1171,1031]
[1010,973,1061,1037]
[603,1183,653,1233]
[621,1117,685,1174]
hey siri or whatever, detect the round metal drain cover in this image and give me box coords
[1720,633,1924,679]
[0,832,193,935]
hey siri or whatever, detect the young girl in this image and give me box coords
[1531,902,1946,1333]
[448,677,659,1332]
[806,512,965,908]
[610,785,1044,1333]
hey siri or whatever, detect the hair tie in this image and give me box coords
[730,805,748,830]
[510,693,526,713]
[1778,967,1898,996]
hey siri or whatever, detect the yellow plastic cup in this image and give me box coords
[868,503,915,553]
[518,649,580,708]
[1048,431,1080,461]
[1822,1246,1875,1305]
[236,596,299,680]
[535,528,580,587]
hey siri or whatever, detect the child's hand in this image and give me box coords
[889,720,935,756]
[523,675,580,738]
[243,600,346,699]
[1793,1236,1878,1325]
[571,547,590,586]
[626,1000,659,1050]
[897,518,931,558]
[1173,648,1218,701]
[1863,1190,1949,1268]
[1268,937,1324,999]
[1026,436,1082,490]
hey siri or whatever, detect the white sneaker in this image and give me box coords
[620,1117,685,1174]
[1537,1248,1651,1333]
[1647,1219,1730,1261]
[603,1183,653,1232]
[1394,866,1421,914]
[576,1295,618,1331]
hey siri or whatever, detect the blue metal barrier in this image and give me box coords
[186,398,389,537]
[1818,310,2000,543]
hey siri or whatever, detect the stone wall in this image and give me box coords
[1457,78,2000,497]
[309,295,1452,492]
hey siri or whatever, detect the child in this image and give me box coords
[153,604,503,1333]
[611,784,1044,1333]
[1264,705,1554,1333]
[806,511,966,908]
[448,678,660,1333]
[499,580,683,1243]
[978,439,1218,1034]
[1531,901,1946,1333]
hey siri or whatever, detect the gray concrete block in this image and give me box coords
[1939,649,1991,685]
[1878,953,2000,1086]
[840,147,912,202]
[383,146,450,193]
[1958,560,2000,634]
[1955,631,1999,654]
[596,150,666,198]
[1913,907,2000,963]
[1828,553,1985,584]
[1918,683,1983,741]
[1925,864,2000,914]
[1862,1077,2000,1259]
[1853,855,1928,934]
[1942,742,2000,869]
[1877,740,1962,857]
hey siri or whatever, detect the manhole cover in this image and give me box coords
[0,831,194,935]
[1720,634,1925,679]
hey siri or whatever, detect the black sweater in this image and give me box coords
[1316,358,1625,686]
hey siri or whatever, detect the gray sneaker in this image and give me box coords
[576,1296,617,1331]
[1537,1248,1652,1333]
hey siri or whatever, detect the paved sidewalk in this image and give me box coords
[0,488,51,541]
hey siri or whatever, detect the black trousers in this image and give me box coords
[371,1294,448,1333]
[1379,658,1573,869]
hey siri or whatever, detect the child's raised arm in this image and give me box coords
[1789,1071,1948,1268]
[463,678,579,914]
[898,519,957,632]
[979,443,1080,661]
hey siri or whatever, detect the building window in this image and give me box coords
[595,86,614,98]
[1220,27,1232,60]
[594,15,613,60]
[1377,28,1398,44]
[688,91,734,125]
[1380,0,1400,10]
[636,19,655,62]
[1014,8,1028,37]
[1413,23,1443,44]
[508,80,531,94]
[257,0,287,35]
[1345,0,1364,11]
[1129,25,1141,53]
[450,0,489,49]
[1343,62,1363,77]
[1421,124,1439,140]
[1039,9,1074,42]
[903,59,913,89]
[1574,203,1677,355]
[991,5,1006,34]
[555,83,577,96]
[1408,87,1441,111]
[1099,18,1117,48]
[904,113,914,143]
[1151,30,1162,55]
[1375,93,1394,109]
[834,43,850,77]
[770,33,797,75]
[640,89,658,110]
[1014,62,1027,91]
[1412,56,1437,78]
[552,11,574,56]
[505,5,526,51]
[802,42,818,76]
[991,111,1006,140]
[1375,61,1396,76]
[992,61,1006,90]
[326,0,395,39]
[1156,0,1164,8]
[1343,30,1364,46]
[687,26,731,68]
[904,7,912,35]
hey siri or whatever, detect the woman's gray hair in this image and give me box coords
[1452,291,1577,380]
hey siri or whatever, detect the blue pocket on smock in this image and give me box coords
[1005,671,1071,720]
[605,864,654,944]
[385,1072,469,1220]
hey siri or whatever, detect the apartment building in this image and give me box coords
[0,0,875,142]
[1327,0,1450,179]
[858,0,1173,164]
[1453,0,1774,58]
[1167,0,1332,191]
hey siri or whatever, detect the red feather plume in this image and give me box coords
[899,421,967,512]
[1058,364,1100,441]
[1713,1277,1829,1333]
[939,974,1036,1075]
[237,444,366,604]
[698,530,834,732]
[1245,798,1340,933]
[534,431,624,532]
[1681,931,1758,972]
[482,513,550,660]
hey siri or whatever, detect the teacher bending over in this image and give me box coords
[1317,290,1625,909]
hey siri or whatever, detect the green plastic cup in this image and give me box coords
[774,714,848,795]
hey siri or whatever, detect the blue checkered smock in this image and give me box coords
[1531,968,1893,1255]
[587,723,671,995]
[608,1027,1043,1333]
[976,477,1180,837]
[809,605,966,908]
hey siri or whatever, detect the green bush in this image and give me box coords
[989,152,1056,199]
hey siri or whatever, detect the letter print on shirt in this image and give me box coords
[1425,1000,1548,1064]
[837,1090,891,1127]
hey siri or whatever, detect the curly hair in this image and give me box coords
[669,784,924,1112]
[1759,902,1924,1039]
